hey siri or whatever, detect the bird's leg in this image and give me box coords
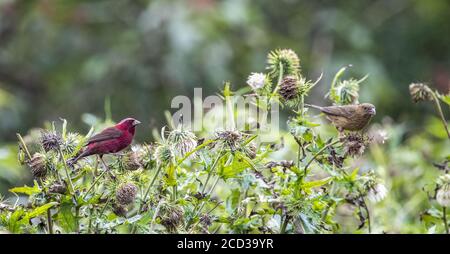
[99,155,116,181]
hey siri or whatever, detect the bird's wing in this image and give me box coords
[87,127,123,145]
[320,105,357,118]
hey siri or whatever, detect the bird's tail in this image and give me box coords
[67,149,86,166]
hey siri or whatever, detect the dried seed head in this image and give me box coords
[116,183,138,206]
[327,148,344,168]
[167,127,197,157]
[48,182,67,194]
[367,183,388,203]
[215,130,243,151]
[279,75,299,101]
[267,49,300,78]
[341,133,370,157]
[160,204,184,232]
[112,204,128,217]
[40,131,62,152]
[409,83,433,103]
[200,214,212,227]
[28,153,47,178]
[436,174,450,207]
[123,150,143,171]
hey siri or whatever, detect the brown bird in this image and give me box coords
[306,103,376,131]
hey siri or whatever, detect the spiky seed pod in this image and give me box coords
[116,183,138,206]
[329,79,361,105]
[160,204,184,232]
[167,127,197,157]
[40,131,62,152]
[267,49,300,78]
[367,183,388,203]
[436,174,450,207]
[409,83,433,103]
[48,182,67,194]
[215,130,243,151]
[112,204,128,217]
[28,153,47,178]
[341,133,370,157]
[154,143,175,165]
[62,132,81,154]
[200,214,212,227]
[123,151,143,171]
[279,75,299,101]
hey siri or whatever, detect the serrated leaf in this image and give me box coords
[22,202,57,222]
[9,181,41,196]
[301,177,332,189]
[57,201,77,233]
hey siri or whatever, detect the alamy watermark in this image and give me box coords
[170,88,280,142]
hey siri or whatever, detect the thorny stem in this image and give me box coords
[47,209,53,234]
[95,195,111,233]
[304,139,340,174]
[443,207,449,234]
[431,91,450,139]
[188,153,224,228]
[58,148,75,195]
[141,165,163,209]
[268,62,284,104]
[16,133,32,160]
[280,215,290,234]
[82,169,107,200]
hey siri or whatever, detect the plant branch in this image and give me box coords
[304,139,340,174]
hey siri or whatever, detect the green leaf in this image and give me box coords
[437,92,450,106]
[22,202,57,222]
[349,168,360,181]
[9,181,41,196]
[301,177,332,189]
[57,201,77,233]
[219,152,251,179]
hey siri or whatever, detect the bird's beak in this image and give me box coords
[370,108,376,115]
[133,120,141,126]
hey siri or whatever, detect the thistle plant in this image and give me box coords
[0,48,390,234]
[411,82,450,234]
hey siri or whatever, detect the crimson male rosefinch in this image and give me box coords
[68,118,141,166]
[306,103,376,131]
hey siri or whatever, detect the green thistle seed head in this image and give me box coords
[123,149,143,171]
[155,143,175,165]
[330,79,360,105]
[409,83,433,103]
[267,49,300,78]
[437,174,450,207]
[167,127,197,157]
[62,132,81,154]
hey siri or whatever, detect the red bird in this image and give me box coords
[69,118,141,166]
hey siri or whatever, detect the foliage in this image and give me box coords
[0,48,408,234]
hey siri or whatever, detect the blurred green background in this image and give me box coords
[0,0,449,233]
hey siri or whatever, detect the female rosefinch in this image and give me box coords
[306,103,376,131]
[69,118,141,165]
